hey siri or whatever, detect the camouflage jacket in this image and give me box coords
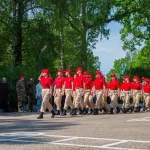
[16,80,26,97]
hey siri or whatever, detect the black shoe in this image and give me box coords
[121,108,126,113]
[37,112,44,119]
[93,108,98,115]
[70,109,74,115]
[79,108,83,115]
[72,108,77,115]
[102,108,106,114]
[61,110,67,116]
[51,110,56,118]
[83,108,88,115]
[143,105,146,111]
[116,107,120,114]
[89,109,94,114]
[125,108,129,113]
[138,106,141,112]
[109,108,114,114]
[56,110,60,115]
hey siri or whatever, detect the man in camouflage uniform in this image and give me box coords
[27,78,36,112]
[16,75,26,112]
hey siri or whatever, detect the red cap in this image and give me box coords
[42,69,50,74]
[133,76,140,80]
[65,69,71,73]
[20,75,25,79]
[142,77,145,80]
[111,74,117,77]
[76,67,82,71]
[83,71,89,75]
[57,69,63,73]
[145,79,149,83]
[124,75,130,79]
[95,70,101,75]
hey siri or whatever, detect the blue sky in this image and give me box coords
[93,22,126,75]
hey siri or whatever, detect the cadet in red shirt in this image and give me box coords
[53,70,64,115]
[92,70,105,115]
[131,76,142,112]
[72,67,85,115]
[121,76,132,113]
[37,69,56,119]
[61,69,75,115]
[82,71,93,114]
[143,79,150,112]
[108,74,120,114]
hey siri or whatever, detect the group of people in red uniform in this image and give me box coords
[37,67,150,119]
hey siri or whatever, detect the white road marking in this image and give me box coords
[0,132,148,150]
[127,117,150,122]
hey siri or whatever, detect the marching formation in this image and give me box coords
[37,67,150,119]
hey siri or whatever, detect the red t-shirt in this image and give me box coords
[85,77,92,90]
[73,80,77,91]
[40,77,53,89]
[64,76,73,89]
[93,77,105,90]
[54,77,64,88]
[109,80,119,90]
[144,85,150,93]
[75,74,85,88]
[122,81,132,91]
[132,82,142,90]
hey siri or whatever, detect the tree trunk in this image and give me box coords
[12,0,23,68]
[81,0,87,70]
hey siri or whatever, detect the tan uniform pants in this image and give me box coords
[54,89,62,110]
[73,91,76,106]
[123,91,131,108]
[120,91,125,108]
[40,89,53,112]
[109,90,118,108]
[144,93,150,109]
[95,90,103,109]
[75,88,84,109]
[133,90,141,108]
[100,96,109,111]
[64,89,74,110]
[89,95,95,109]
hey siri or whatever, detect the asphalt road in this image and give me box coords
[0,111,150,150]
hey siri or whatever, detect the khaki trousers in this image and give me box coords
[54,89,62,110]
[75,88,84,109]
[84,90,91,108]
[95,90,103,109]
[73,91,77,106]
[133,90,141,107]
[144,93,150,109]
[109,90,118,108]
[100,96,109,111]
[89,95,95,109]
[123,91,131,108]
[40,89,53,112]
[64,89,74,110]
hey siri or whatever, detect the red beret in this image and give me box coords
[57,69,63,73]
[142,77,145,80]
[65,69,71,73]
[20,75,25,79]
[95,70,101,75]
[133,76,140,80]
[42,69,50,74]
[76,67,82,71]
[124,75,130,79]
[111,74,117,77]
[145,79,149,83]
[83,71,89,75]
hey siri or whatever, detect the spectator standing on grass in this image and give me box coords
[0,77,9,112]
[36,81,42,111]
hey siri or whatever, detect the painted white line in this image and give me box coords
[127,117,150,122]
[51,137,78,143]
[101,140,128,147]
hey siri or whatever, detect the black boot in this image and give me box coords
[138,106,141,112]
[79,108,83,115]
[70,109,74,115]
[72,108,77,115]
[102,108,106,114]
[125,108,129,113]
[89,109,94,114]
[121,108,126,113]
[116,107,120,114]
[143,105,146,111]
[83,108,88,115]
[61,110,67,116]
[37,112,44,119]
[51,110,56,118]
[56,110,60,115]
[93,108,98,115]
[109,108,114,114]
